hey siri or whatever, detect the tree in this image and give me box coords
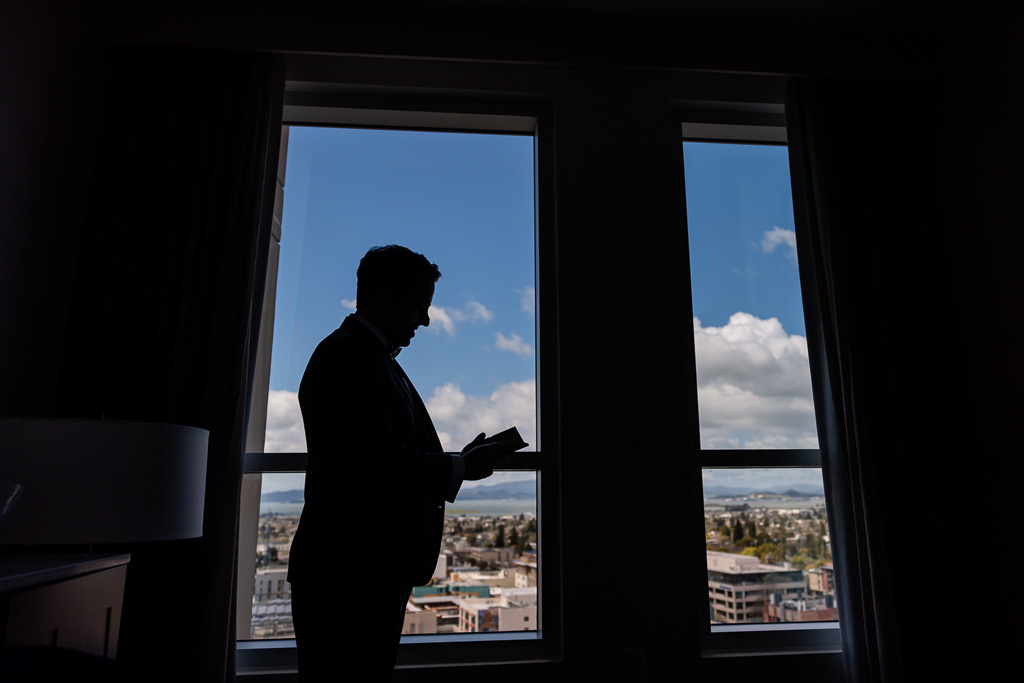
[494,525,506,548]
[754,542,783,563]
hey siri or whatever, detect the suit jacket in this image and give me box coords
[287,315,453,588]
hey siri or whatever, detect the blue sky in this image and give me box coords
[684,141,806,337]
[261,126,537,493]
[259,128,820,493]
[683,141,818,452]
[270,127,535,399]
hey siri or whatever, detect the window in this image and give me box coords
[237,92,559,673]
[679,107,840,655]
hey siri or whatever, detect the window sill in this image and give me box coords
[236,632,557,676]
[702,622,840,658]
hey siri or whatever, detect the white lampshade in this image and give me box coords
[0,418,209,545]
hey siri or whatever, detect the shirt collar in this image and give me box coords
[350,313,401,358]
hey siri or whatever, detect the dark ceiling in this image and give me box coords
[278,0,971,36]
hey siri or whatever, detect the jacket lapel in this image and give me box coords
[341,315,444,453]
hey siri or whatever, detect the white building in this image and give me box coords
[449,567,517,589]
[253,566,291,602]
[457,587,538,633]
[706,551,806,624]
[431,552,447,582]
[514,552,538,587]
[401,605,438,635]
[251,566,293,638]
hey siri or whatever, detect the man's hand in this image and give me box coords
[460,432,516,481]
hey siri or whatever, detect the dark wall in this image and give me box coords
[2,2,1020,681]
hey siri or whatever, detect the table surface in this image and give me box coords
[0,554,130,593]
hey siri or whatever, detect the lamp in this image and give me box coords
[0,418,209,545]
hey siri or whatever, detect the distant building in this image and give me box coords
[406,594,463,633]
[469,546,518,566]
[806,564,835,597]
[706,551,805,624]
[250,599,293,638]
[251,566,293,638]
[402,605,438,635]
[457,588,538,633]
[515,552,537,587]
[765,593,838,623]
[253,566,291,602]
[449,567,517,588]
[256,540,292,564]
[412,584,491,599]
[431,552,448,581]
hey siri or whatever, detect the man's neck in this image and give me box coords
[351,312,399,357]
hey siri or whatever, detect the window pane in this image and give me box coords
[250,473,303,639]
[703,468,837,625]
[244,125,539,642]
[683,142,818,449]
[247,474,539,640]
[264,126,538,453]
[411,473,538,635]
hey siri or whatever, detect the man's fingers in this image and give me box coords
[461,432,487,454]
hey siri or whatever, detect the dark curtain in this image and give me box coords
[786,78,958,682]
[57,46,284,681]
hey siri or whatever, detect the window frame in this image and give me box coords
[235,86,562,675]
[675,103,841,657]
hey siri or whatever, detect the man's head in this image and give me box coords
[356,245,441,349]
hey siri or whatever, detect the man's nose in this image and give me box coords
[420,309,430,327]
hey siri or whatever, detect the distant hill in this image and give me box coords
[703,483,825,499]
[457,479,536,500]
[259,479,537,504]
[261,489,304,503]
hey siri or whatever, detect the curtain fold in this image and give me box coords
[57,46,285,681]
[786,77,949,683]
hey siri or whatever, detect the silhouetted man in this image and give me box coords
[287,245,514,681]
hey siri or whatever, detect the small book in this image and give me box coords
[488,426,529,451]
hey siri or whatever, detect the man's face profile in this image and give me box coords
[386,279,434,348]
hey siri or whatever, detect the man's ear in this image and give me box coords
[377,286,398,310]
[362,286,393,314]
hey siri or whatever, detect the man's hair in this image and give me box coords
[356,245,441,305]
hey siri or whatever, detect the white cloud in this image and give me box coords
[693,312,818,449]
[760,226,798,261]
[426,305,457,337]
[262,379,539,457]
[450,300,494,323]
[425,380,537,453]
[425,300,493,338]
[264,389,307,452]
[340,298,357,310]
[493,332,533,357]
[519,286,535,314]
